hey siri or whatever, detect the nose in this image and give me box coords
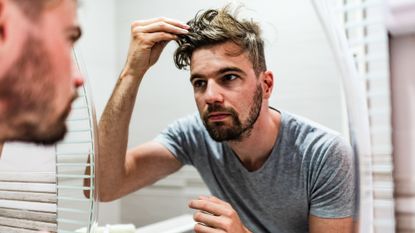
[204,81,224,105]
[73,75,84,88]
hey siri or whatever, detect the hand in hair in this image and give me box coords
[121,17,190,79]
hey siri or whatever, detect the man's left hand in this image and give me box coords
[189,195,251,233]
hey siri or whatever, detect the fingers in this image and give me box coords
[133,17,190,30]
[129,17,189,47]
[194,222,225,233]
[123,17,189,75]
[189,195,249,233]
[133,21,189,35]
[145,32,178,45]
[190,196,233,216]
[131,17,189,35]
[194,210,226,230]
[189,196,228,217]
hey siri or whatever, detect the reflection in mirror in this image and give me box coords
[0,50,98,233]
[89,0,356,232]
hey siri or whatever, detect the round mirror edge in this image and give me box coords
[310,1,375,232]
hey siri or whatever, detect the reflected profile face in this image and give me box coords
[0,0,83,144]
[190,42,264,142]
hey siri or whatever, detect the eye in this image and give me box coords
[222,74,238,82]
[192,79,207,89]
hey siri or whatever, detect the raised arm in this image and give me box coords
[98,18,189,202]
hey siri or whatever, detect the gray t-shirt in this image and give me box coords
[155,110,354,233]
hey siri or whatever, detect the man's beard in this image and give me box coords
[0,35,69,144]
[202,84,263,142]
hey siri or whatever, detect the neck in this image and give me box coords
[227,106,281,171]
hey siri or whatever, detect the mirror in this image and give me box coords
[313,0,393,232]
[0,50,98,233]
[1,0,393,231]
[86,0,358,231]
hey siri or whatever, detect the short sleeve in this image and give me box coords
[309,137,355,218]
[153,114,203,166]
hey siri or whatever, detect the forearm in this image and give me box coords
[98,71,144,201]
[97,18,189,201]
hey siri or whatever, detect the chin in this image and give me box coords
[17,120,68,145]
[36,105,73,144]
[37,126,67,145]
[39,120,68,145]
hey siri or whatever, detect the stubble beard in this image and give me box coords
[0,35,69,145]
[202,84,263,142]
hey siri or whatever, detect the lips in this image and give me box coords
[207,112,231,122]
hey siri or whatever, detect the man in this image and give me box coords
[0,0,83,153]
[0,1,83,232]
[98,6,355,233]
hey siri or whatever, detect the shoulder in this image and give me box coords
[164,112,205,133]
[280,111,352,159]
[157,112,214,147]
[282,111,340,138]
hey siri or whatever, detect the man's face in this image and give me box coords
[190,42,264,142]
[0,0,83,144]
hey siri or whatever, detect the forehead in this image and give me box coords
[190,42,253,75]
[33,0,79,34]
[40,0,78,22]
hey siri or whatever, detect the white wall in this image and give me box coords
[77,0,121,225]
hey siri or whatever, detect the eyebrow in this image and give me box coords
[190,66,247,82]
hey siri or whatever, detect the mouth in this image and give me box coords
[207,112,231,122]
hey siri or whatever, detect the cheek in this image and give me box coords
[194,94,204,109]
[47,50,74,108]
[50,43,73,78]
[52,54,72,89]
[237,93,254,113]
[42,30,73,78]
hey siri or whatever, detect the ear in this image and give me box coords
[0,0,5,44]
[261,70,274,99]
[0,0,13,50]
[0,0,27,61]
[0,0,27,76]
